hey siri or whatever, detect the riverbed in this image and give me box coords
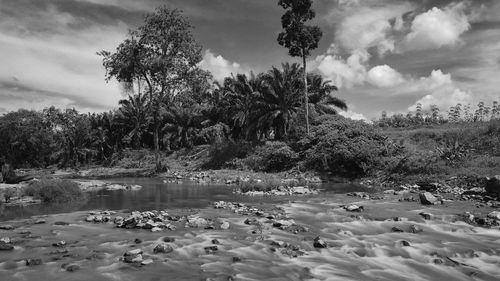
[0,180,499,281]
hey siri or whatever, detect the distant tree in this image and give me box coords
[475,101,485,122]
[116,93,149,149]
[100,7,204,171]
[277,0,322,135]
[430,104,440,122]
[492,101,499,120]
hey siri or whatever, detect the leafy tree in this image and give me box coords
[277,0,322,135]
[163,103,203,149]
[259,63,303,140]
[100,7,204,171]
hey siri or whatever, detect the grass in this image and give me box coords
[23,179,86,204]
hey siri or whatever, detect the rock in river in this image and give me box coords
[153,243,173,254]
[313,237,327,248]
[487,211,500,220]
[419,192,438,205]
[0,241,14,251]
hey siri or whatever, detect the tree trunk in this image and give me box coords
[153,113,161,172]
[302,53,310,135]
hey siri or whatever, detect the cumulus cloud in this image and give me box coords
[339,109,371,123]
[367,65,405,88]
[198,50,244,81]
[401,3,471,51]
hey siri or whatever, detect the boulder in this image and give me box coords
[153,243,173,254]
[141,259,154,265]
[410,225,423,233]
[313,237,327,248]
[419,192,438,205]
[25,258,43,266]
[220,221,230,230]
[345,205,364,212]
[66,264,80,272]
[419,212,433,220]
[204,246,218,254]
[0,224,14,230]
[485,176,500,195]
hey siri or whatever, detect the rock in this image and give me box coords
[487,211,500,220]
[212,239,220,245]
[162,237,175,243]
[419,212,433,220]
[151,227,163,232]
[232,257,241,263]
[52,241,66,247]
[124,249,143,256]
[93,215,103,223]
[0,224,14,230]
[204,246,218,254]
[134,238,142,244]
[244,218,259,225]
[0,241,14,251]
[220,221,230,230]
[34,219,46,224]
[400,240,411,247]
[313,237,327,248]
[463,212,475,223]
[25,258,43,266]
[54,221,70,226]
[419,192,438,205]
[410,225,423,233]
[383,189,395,194]
[153,243,173,254]
[0,237,11,243]
[345,205,364,212]
[485,176,500,195]
[417,182,440,192]
[141,259,154,265]
[66,264,80,272]
[392,226,404,233]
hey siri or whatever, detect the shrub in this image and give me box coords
[246,142,298,172]
[203,141,253,169]
[23,179,86,204]
[301,115,402,177]
[237,177,282,192]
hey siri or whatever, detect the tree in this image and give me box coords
[259,63,304,140]
[100,7,203,171]
[307,73,346,116]
[116,93,149,149]
[277,0,322,135]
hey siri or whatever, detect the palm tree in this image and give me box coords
[222,73,262,140]
[307,73,347,116]
[162,104,204,149]
[116,93,149,148]
[259,63,303,140]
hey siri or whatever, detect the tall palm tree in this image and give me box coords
[222,73,262,140]
[116,93,149,148]
[259,63,303,140]
[307,73,347,116]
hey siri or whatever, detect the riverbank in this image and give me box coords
[0,191,499,280]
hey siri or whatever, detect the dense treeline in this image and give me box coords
[376,101,500,128]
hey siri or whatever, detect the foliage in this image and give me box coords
[301,115,401,177]
[203,141,253,169]
[23,179,86,204]
[245,142,298,172]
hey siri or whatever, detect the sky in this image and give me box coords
[0,0,499,120]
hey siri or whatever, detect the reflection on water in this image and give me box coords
[0,178,367,221]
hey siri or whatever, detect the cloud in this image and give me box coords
[339,109,371,123]
[311,47,369,88]
[367,65,405,87]
[334,3,413,55]
[199,50,244,81]
[401,3,471,51]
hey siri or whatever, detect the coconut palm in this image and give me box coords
[258,63,304,140]
[162,104,204,149]
[307,73,347,116]
[116,93,149,148]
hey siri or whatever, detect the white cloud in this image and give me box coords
[333,3,413,55]
[339,110,371,123]
[401,3,471,51]
[198,49,244,81]
[312,47,369,88]
[367,65,405,88]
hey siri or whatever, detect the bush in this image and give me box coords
[237,177,282,193]
[203,141,253,169]
[246,142,298,172]
[23,179,86,204]
[301,115,402,177]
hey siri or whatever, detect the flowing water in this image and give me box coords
[0,178,499,281]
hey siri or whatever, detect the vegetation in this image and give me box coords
[23,179,86,204]
[0,4,498,185]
